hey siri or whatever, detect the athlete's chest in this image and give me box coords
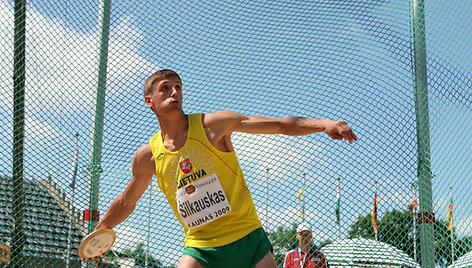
[162,133,188,152]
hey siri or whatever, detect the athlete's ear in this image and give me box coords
[144,94,153,109]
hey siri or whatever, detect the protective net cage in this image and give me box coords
[1,0,471,267]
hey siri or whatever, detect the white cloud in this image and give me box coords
[455,216,472,238]
[379,192,458,217]
[3,115,65,149]
[25,117,66,149]
[256,205,333,242]
[434,196,448,218]
[232,132,326,183]
[23,6,99,112]
[107,16,159,95]
[382,192,413,208]
[0,2,13,107]
[0,3,159,111]
[0,3,159,157]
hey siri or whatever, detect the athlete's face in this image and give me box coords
[145,77,183,114]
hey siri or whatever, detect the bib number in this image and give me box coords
[176,174,231,229]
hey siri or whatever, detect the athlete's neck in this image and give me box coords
[158,112,188,152]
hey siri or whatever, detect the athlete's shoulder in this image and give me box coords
[133,144,155,175]
[203,111,245,129]
[204,110,243,118]
[136,143,152,155]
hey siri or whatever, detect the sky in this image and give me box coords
[0,0,471,266]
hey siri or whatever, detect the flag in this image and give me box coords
[297,187,303,217]
[412,190,418,213]
[297,187,303,202]
[335,179,340,224]
[371,191,378,233]
[68,134,79,189]
[412,186,418,262]
[446,191,453,231]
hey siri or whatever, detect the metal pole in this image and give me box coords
[84,1,111,267]
[411,0,435,266]
[374,181,378,241]
[146,183,152,268]
[11,0,27,267]
[66,134,79,268]
[302,173,306,221]
[412,182,417,262]
[336,178,341,240]
[450,187,454,262]
[86,0,112,232]
[66,189,76,267]
[265,168,269,230]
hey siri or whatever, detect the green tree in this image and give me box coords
[122,242,163,268]
[268,223,298,266]
[348,206,472,267]
[378,208,415,260]
[435,221,472,267]
[348,213,376,240]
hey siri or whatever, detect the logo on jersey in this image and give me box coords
[179,159,193,173]
[185,185,196,195]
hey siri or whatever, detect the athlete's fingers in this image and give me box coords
[329,132,343,140]
[341,129,357,143]
[344,133,356,143]
[326,120,357,143]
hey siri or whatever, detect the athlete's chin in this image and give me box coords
[168,101,182,108]
[160,106,183,114]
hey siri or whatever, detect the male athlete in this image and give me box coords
[90,69,357,267]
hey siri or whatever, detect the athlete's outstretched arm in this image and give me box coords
[94,144,155,231]
[204,111,358,143]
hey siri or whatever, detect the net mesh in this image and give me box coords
[1,0,471,267]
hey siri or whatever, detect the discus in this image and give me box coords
[78,228,116,260]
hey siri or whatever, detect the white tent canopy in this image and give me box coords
[448,251,472,268]
[321,238,420,268]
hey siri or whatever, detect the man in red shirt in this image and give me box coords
[283,222,329,268]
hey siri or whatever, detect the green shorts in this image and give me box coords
[182,227,273,268]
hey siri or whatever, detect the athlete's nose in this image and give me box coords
[170,86,179,97]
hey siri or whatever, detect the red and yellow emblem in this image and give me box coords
[179,159,193,173]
